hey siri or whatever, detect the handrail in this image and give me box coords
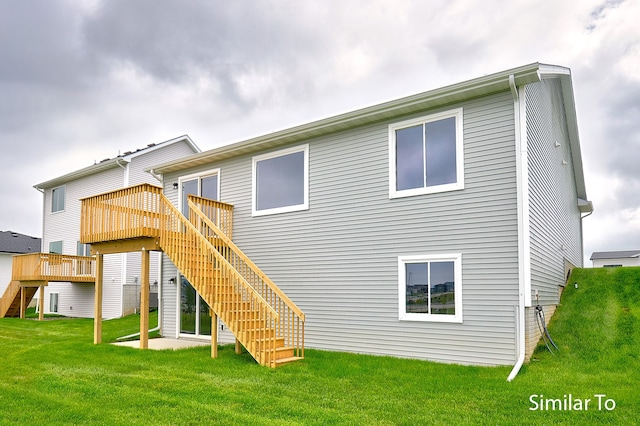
[187,195,234,239]
[188,196,305,361]
[162,194,278,321]
[188,196,305,320]
[159,191,281,366]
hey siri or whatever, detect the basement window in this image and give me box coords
[398,253,462,323]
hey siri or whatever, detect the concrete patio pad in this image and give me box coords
[112,338,210,350]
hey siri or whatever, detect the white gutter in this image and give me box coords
[147,168,163,183]
[508,74,527,382]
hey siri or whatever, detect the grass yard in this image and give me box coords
[1,267,639,425]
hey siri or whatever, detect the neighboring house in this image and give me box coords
[590,250,640,267]
[0,231,41,296]
[33,136,199,319]
[135,62,592,371]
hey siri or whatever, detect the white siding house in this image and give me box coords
[34,136,199,319]
[143,63,592,369]
[590,251,640,267]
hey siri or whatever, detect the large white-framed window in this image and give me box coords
[398,253,462,323]
[389,108,464,198]
[252,144,309,216]
[51,185,65,213]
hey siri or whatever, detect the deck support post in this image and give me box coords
[19,287,26,319]
[235,338,242,354]
[211,310,218,358]
[38,286,44,321]
[94,253,103,344]
[140,248,150,350]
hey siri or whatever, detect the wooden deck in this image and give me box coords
[80,183,304,367]
[0,253,96,319]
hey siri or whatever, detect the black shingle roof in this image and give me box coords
[0,231,41,254]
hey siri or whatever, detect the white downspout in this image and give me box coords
[115,157,128,318]
[508,74,527,382]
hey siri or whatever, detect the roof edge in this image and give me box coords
[34,135,200,190]
[151,62,547,174]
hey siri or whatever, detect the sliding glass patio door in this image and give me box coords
[178,171,219,338]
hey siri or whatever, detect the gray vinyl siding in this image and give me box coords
[526,80,583,306]
[160,185,180,337]
[161,91,521,365]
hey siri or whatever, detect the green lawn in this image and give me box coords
[1,267,638,425]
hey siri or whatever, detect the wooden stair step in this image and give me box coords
[275,356,304,366]
[275,346,295,359]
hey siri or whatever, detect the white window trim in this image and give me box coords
[51,185,66,213]
[252,144,309,217]
[389,108,464,199]
[398,253,463,323]
[177,168,221,213]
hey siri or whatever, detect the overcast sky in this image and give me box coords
[1,0,638,265]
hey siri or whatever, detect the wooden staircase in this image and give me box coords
[80,184,304,367]
[0,281,37,318]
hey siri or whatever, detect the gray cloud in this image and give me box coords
[81,0,330,108]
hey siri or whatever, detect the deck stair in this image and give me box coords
[80,184,304,367]
[0,281,37,318]
[1,253,95,318]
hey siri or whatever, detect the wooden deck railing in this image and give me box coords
[188,196,305,361]
[11,253,95,282]
[80,184,164,243]
[80,183,304,367]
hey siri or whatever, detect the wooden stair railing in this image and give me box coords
[188,195,305,364]
[80,184,304,367]
[159,194,284,367]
